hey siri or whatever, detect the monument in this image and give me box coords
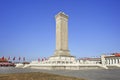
[54,12,70,56]
[48,12,75,64]
[54,12,71,56]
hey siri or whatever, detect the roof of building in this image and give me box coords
[79,58,101,61]
[105,53,120,58]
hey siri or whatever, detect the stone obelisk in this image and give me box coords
[54,12,71,57]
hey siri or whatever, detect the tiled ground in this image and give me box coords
[0,67,120,80]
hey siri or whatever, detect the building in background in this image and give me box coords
[101,53,120,68]
[0,57,15,67]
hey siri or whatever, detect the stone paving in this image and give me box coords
[0,67,120,80]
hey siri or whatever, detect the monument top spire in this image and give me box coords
[55,12,68,19]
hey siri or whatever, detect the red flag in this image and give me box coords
[42,58,44,61]
[8,56,10,60]
[13,57,15,61]
[38,58,40,62]
[2,56,4,60]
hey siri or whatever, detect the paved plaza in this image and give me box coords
[0,67,120,80]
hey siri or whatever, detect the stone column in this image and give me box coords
[107,59,109,65]
[101,55,106,65]
[55,12,68,50]
[118,59,120,64]
[54,12,71,56]
[113,59,115,64]
[109,59,111,65]
[111,58,113,64]
[108,59,109,64]
[116,58,118,64]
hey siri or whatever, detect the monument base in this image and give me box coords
[48,56,76,64]
[49,50,76,64]
[54,50,71,57]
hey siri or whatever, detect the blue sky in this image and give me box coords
[0,0,120,60]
